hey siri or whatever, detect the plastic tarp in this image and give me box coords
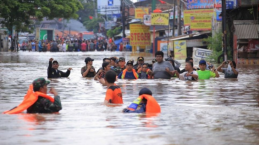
[114,38,122,51]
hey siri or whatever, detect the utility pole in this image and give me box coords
[121,0,126,37]
[177,0,182,36]
[173,0,176,36]
[152,0,156,56]
[93,0,97,18]
[222,0,227,61]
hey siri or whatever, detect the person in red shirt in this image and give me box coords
[104,71,123,104]
[119,43,123,51]
[81,41,87,52]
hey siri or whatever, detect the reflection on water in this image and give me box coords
[0,52,259,145]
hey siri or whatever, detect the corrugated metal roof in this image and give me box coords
[234,24,259,39]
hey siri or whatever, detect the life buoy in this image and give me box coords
[3,85,54,114]
[127,94,161,113]
[121,69,138,79]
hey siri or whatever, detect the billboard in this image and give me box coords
[192,48,213,64]
[97,0,121,15]
[135,8,149,19]
[151,13,169,26]
[157,41,169,57]
[130,24,150,46]
[183,9,214,30]
[174,40,187,60]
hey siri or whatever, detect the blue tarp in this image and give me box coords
[114,38,122,51]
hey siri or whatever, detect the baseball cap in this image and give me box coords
[119,57,125,62]
[199,60,206,65]
[126,60,134,65]
[52,60,58,64]
[138,57,144,61]
[33,78,50,90]
[85,57,94,63]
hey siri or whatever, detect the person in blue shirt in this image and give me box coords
[118,60,138,79]
[125,42,132,51]
[31,41,36,51]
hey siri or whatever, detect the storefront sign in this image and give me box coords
[143,15,151,26]
[135,8,149,19]
[184,9,214,30]
[130,24,150,46]
[192,48,213,64]
[151,13,169,26]
[174,40,187,60]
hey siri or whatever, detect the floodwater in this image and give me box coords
[0,51,259,145]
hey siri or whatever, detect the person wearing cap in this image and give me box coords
[113,57,126,75]
[81,57,96,77]
[133,56,145,72]
[122,88,161,113]
[48,58,72,78]
[197,60,219,80]
[118,60,139,79]
[3,78,62,114]
[176,61,198,81]
[152,51,177,79]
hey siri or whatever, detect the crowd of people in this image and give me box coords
[3,51,239,115]
[19,37,132,52]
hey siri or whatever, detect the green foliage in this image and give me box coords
[0,0,83,32]
[106,27,121,38]
[84,18,104,33]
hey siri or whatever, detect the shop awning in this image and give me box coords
[234,20,259,39]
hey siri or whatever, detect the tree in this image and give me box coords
[84,17,104,33]
[106,27,121,38]
[0,0,83,50]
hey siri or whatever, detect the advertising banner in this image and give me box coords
[143,15,151,26]
[192,48,213,64]
[135,8,149,19]
[184,9,214,30]
[151,13,169,26]
[174,40,187,60]
[130,24,151,46]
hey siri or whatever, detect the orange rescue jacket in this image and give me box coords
[3,85,54,114]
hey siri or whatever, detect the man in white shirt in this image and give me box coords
[176,62,198,81]
[62,42,66,52]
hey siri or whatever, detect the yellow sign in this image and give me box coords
[135,8,149,19]
[174,40,187,60]
[151,13,169,26]
[184,9,214,31]
[130,24,151,46]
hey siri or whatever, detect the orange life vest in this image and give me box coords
[127,94,161,114]
[121,69,138,79]
[3,85,54,114]
[137,68,151,79]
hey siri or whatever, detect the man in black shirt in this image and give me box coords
[47,58,72,78]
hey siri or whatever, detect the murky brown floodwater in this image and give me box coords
[0,51,259,145]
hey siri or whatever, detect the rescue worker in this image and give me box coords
[81,57,96,77]
[113,57,126,75]
[104,71,123,104]
[118,60,139,79]
[48,58,72,78]
[123,88,161,113]
[133,56,145,71]
[3,78,62,114]
[137,63,152,79]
